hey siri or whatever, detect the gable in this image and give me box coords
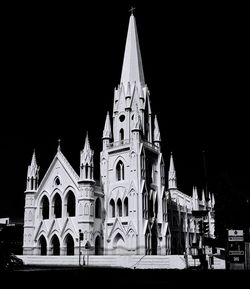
[37,152,79,198]
[61,217,78,238]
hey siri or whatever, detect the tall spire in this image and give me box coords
[153,115,161,143]
[26,149,39,191]
[192,186,199,210]
[80,132,94,182]
[103,112,112,139]
[168,152,177,189]
[211,192,215,208]
[120,14,145,85]
[30,149,37,168]
[201,189,206,206]
[83,131,91,152]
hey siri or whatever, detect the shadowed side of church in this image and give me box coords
[23,13,215,257]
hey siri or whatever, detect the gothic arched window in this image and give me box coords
[116,160,124,181]
[31,177,34,190]
[162,194,167,221]
[85,163,89,179]
[41,195,49,220]
[117,198,122,217]
[95,198,101,218]
[84,203,89,215]
[53,193,62,218]
[119,128,124,141]
[90,203,94,216]
[124,197,128,216]
[110,199,115,217]
[66,191,76,217]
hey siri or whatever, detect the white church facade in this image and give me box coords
[23,13,215,257]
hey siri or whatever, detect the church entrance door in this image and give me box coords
[151,221,158,255]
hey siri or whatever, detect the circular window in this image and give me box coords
[119,115,125,122]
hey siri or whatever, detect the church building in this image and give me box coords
[23,13,215,256]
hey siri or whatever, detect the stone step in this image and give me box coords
[17,255,225,269]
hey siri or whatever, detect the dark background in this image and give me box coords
[1,1,249,242]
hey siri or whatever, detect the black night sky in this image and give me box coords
[1,1,249,242]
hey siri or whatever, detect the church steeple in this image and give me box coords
[192,186,199,210]
[168,152,177,189]
[103,112,112,139]
[80,132,94,182]
[102,111,112,149]
[112,13,152,143]
[26,149,39,191]
[153,115,161,148]
[120,14,145,86]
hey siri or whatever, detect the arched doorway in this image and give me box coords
[151,221,158,255]
[39,235,47,255]
[51,235,60,255]
[145,227,151,255]
[95,235,101,255]
[113,233,125,255]
[65,234,74,255]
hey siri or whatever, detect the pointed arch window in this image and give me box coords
[124,197,128,216]
[142,189,148,219]
[85,163,89,179]
[149,195,154,218]
[90,203,94,216]
[41,195,49,220]
[119,128,124,141]
[141,154,146,179]
[84,203,89,215]
[160,162,165,185]
[67,191,76,217]
[31,177,34,190]
[117,198,122,217]
[116,160,124,181]
[53,193,62,218]
[95,198,101,218]
[110,199,115,217]
[162,194,167,222]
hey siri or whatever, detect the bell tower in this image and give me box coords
[23,150,39,254]
[78,133,95,250]
[100,13,168,255]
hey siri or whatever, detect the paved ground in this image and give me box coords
[0,265,249,287]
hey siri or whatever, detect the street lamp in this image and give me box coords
[79,229,83,266]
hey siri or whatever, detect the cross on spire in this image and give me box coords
[57,138,61,152]
[129,6,136,15]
